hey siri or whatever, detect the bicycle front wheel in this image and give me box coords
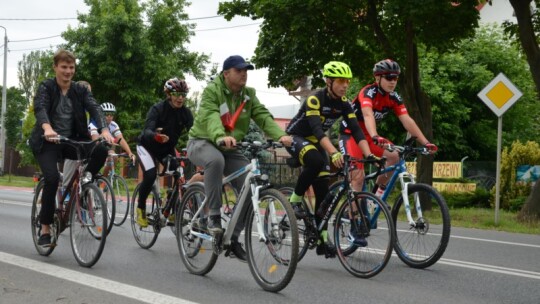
[334,191,394,278]
[70,183,107,267]
[176,182,217,275]
[392,183,450,269]
[110,174,130,226]
[31,180,56,256]
[279,187,310,262]
[245,188,298,292]
[130,184,160,249]
[94,175,115,235]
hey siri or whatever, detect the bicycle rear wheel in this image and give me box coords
[392,183,450,269]
[245,188,298,292]
[176,182,218,275]
[70,183,107,267]
[130,184,160,249]
[334,191,394,278]
[110,174,130,226]
[31,180,56,256]
[94,175,115,235]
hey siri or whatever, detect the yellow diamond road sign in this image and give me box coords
[477,73,522,117]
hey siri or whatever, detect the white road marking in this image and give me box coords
[0,251,198,304]
[438,257,540,280]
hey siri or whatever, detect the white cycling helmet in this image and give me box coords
[101,102,116,113]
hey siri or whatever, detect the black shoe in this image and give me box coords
[229,239,247,262]
[291,203,306,219]
[38,233,52,246]
[316,241,337,258]
[207,215,223,235]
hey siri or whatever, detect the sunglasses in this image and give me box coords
[170,91,187,97]
[382,74,399,81]
[104,112,115,116]
[334,78,351,85]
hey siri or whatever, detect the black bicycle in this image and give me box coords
[282,154,394,278]
[130,153,189,249]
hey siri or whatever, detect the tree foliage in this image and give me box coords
[17,50,55,103]
[219,0,480,186]
[420,25,540,161]
[505,0,540,217]
[62,0,209,143]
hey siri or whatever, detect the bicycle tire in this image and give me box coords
[391,183,450,269]
[176,182,218,275]
[245,188,298,292]
[334,191,394,278]
[31,180,56,256]
[94,175,115,235]
[130,184,160,249]
[110,174,130,226]
[70,182,107,267]
[278,187,312,262]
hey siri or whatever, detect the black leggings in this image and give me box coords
[36,140,108,225]
[294,148,330,228]
[137,155,178,210]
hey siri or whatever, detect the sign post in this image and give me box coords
[477,73,522,224]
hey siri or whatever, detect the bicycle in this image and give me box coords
[281,154,394,278]
[130,152,188,249]
[102,153,132,226]
[365,137,451,269]
[176,140,299,292]
[31,136,108,267]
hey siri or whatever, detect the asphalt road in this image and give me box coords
[1,186,539,304]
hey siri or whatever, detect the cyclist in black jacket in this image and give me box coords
[286,61,374,257]
[135,78,193,227]
[29,49,114,247]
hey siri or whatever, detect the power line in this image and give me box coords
[10,35,62,43]
[195,22,261,32]
[0,15,223,21]
[10,46,55,52]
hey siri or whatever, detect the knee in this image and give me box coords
[302,150,325,171]
[44,172,60,186]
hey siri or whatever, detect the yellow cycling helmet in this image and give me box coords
[323,61,353,79]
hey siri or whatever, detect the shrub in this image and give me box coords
[499,140,540,210]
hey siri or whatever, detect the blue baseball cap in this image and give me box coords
[222,55,255,71]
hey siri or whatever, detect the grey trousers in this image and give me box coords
[187,139,249,237]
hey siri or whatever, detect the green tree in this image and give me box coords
[219,0,480,191]
[2,87,28,175]
[17,50,54,102]
[62,0,209,143]
[505,0,540,220]
[420,25,540,161]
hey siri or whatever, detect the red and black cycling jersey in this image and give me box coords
[340,83,408,133]
[286,88,364,143]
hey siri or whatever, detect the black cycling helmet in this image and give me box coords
[164,78,189,93]
[373,59,401,76]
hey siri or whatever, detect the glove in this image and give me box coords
[366,153,381,162]
[330,151,343,166]
[372,135,391,146]
[425,142,438,153]
[154,134,165,143]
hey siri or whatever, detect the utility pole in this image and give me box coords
[0,25,7,175]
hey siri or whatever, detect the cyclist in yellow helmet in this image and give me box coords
[285,61,375,258]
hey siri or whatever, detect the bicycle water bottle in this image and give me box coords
[316,191,335,218]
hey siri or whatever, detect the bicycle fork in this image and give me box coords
[398,172,423,226]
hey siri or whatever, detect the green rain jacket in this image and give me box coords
[189,73,286,145]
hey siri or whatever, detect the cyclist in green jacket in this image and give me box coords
[187,55,293,261]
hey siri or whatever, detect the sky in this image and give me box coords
[0,0,299,108]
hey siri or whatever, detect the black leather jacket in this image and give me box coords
[29,78,107,154]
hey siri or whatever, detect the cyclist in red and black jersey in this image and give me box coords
[343,59,438,191]
[286,61,374,257]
